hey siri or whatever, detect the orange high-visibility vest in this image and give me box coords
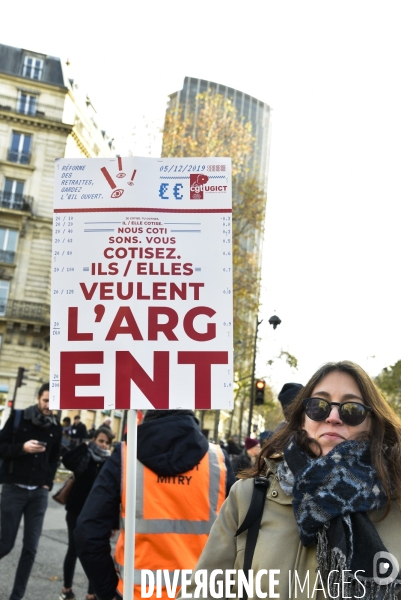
[114,442,226,599]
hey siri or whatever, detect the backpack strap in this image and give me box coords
[234,472,272,600]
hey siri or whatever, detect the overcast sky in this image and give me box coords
[3,0,401,392]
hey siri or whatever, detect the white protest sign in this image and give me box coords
[50,157,233,410]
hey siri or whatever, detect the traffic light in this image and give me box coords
[16,367,28,388]
[255,380,265,405]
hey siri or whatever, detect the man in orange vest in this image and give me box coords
[76,409,235,600]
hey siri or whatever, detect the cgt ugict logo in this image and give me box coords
[190,174,227,200]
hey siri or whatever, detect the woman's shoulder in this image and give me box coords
[228,477,260,507]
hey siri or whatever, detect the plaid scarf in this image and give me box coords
[277,439,401,599]
[87,440,111,462]
[25,404,58,428]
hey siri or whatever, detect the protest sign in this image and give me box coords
[50,157,233,410]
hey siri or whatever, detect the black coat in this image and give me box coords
[70,421,88,442]
[76,414,235,600]
[0,407,62,490]
[62,443,107,516]
[226,439,241,456]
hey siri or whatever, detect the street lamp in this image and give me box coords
[268,315,281,330]
[247,315,281,436]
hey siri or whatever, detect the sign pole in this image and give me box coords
[123,409,138,600]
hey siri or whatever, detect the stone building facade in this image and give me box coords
[0,43,123,438]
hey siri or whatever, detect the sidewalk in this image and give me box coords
[0,481,91,600]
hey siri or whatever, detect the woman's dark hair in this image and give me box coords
[93,426,114,444]
[243,361,401,511]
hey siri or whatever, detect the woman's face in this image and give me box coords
[94,432,111,450]
[303,371,372,456]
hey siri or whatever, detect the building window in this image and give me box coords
[8,132,32,164]
[22,56,43,80]
[17,92,37,116]
[1,178,25,210]
[0,228,18,264]
[0,281,9,316]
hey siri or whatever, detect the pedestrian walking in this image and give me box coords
[0,383,62,600]
[70,416,88,447]
[231,436,260,475]
[226,434,241,458]
[61,417,72,457]
[59,426,113,600]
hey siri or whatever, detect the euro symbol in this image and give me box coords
[173,183,183,200]
[159,183,169,200]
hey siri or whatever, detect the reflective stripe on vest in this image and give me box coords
[116,568,185,587]
[121,444,224,533]
[114,442,226,597]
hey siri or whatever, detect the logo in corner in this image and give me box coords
[373,552,399,585]
[190,174,209,200]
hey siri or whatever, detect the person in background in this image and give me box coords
[59,426,113,600]
[259,429,273,447]
[259,383,304,443]
[226,434,241,458]
[60,417,72,457]
[219,439,228,451]
[0,383,62,600]
[278,382,304,420]
[231,436,261,475]
[86,423,97,440]
[101,418,115,442]
[101,418,112,431]
[70,415,88,447]
[76,409,235,600]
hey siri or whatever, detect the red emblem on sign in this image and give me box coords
[190,174,209,200]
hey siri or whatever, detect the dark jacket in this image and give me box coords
[0,406,62,490]
[76,414,235,600]
[70,421,88,442]
[226,439,241,456]
[62,443,107,516]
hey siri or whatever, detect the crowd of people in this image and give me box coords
[1,360,401,600]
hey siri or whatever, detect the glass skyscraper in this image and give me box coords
[163,76,272,440]
[165,76,271,188]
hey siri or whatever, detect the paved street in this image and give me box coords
[0,481,107,600]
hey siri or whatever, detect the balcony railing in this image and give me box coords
[1,300,50,323]
[0,250,15,264]
[0,191,33,212]
[0,93,64,122]
[6,149,31,165]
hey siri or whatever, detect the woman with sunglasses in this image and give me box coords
[181,361,401,599]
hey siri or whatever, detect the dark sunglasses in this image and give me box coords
[302,397,372,426]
